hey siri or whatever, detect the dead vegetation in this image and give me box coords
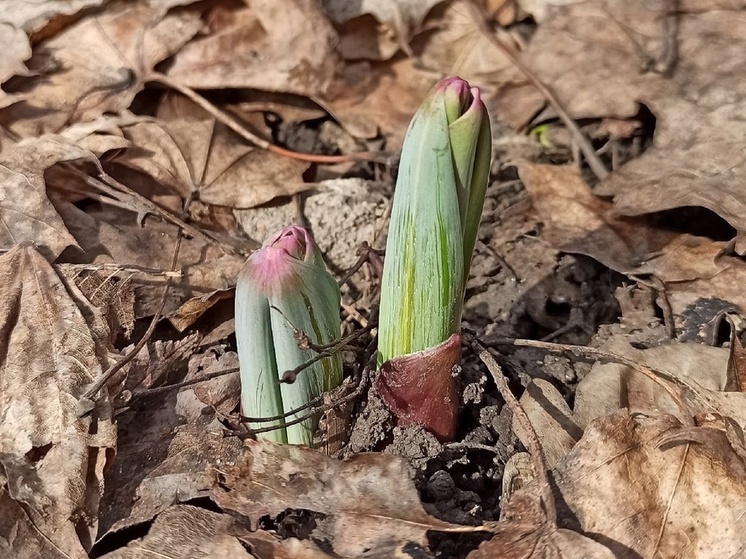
[2,0,746,557]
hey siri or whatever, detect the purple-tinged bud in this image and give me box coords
[235,226,342,445]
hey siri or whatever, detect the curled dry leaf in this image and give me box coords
[518,163,746,317]
[98,505,254,559]
[573,336,746,432]
[0,0,106,107]
[98,405,244,538]
[0,245,116,557]
[603,97,746,253]
[1,1,202,136]
[500,0,746,252]
[323,0,445,60]
[516,334,746,458]
[167,0,340,97]
[513,379,581,469]
[467,492,615,559]
[169,288,234,331]
[0,24,31,108]
[543,412,746,558]
[2,0,106,33]
[0,136,97,260]
[115,118,311,209]
[212,439,480,557]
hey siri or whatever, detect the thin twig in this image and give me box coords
[78,234,182,414]
[130,366,240,400]
[466,334,557,525]
[244,368,370,430]
[147,72,387,165]
[282,324,373,383]
[58,262,183,278]
[466,1,609,181]
[475,240,519,281]
[338,242,383,286]
[91,170,238,254]
[485,337,701,422]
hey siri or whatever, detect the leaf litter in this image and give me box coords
[2,0,746,557]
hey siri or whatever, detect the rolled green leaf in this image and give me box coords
[376,77,492,440]
[235,225,343,445]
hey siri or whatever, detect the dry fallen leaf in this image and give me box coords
[495,409,746,558]
[603,96,746,253]
[323,57,439,145]
[167,0,340,98]
[573,336,746,433]
[323,2,527,147]
[115,117,311,208]
[1,1,202,136]
[52,201,247,318]
[98,505,254,559]
[415,0,514,90]
[517,162,674,272]
[0,136,97,260]
[502,0,663,126]
[2,0,106,33]
[518,162,746,318]
[501,1,746,251]
[212,439,482,557]
[184,349,240,415]
[543,412,746,558]
[169,288,234,331]
[0,245,116,557]
[468,492,615,559]
[513,379,581,469]
[323,0,445,60]
[0,0,107,109]
[0,23,31,109]
[98,408,244,538]
[67,268,136,340]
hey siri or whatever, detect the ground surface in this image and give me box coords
[2,1,746,558]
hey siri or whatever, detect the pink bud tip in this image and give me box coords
[436,76,482,122]
[265,225,313,261]
[244,226,315,294]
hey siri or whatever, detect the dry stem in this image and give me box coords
[78,234,182,414]
[486,337,700,424]
[147,72,386,165]
[467,2,609,181]
[466,333,558,525]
